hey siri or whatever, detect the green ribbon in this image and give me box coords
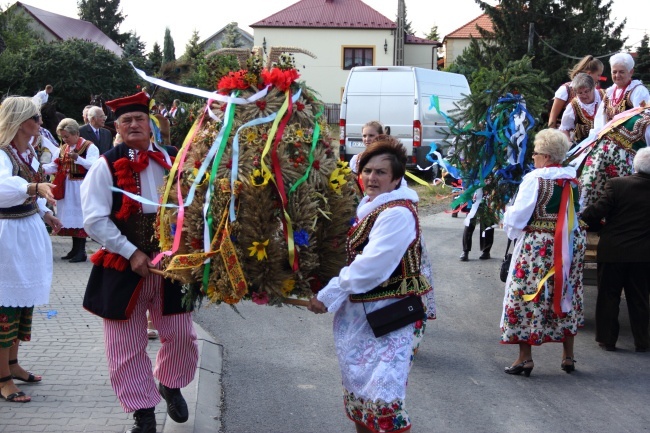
[288,107,324,196]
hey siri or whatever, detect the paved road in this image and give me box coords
[195,211,649,433]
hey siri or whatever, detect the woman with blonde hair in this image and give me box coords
[548,55,604,128]
[501,129,586,376]
[0,96,60,403]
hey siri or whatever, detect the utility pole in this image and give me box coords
[395,0,405,65]
[528,22,535,55]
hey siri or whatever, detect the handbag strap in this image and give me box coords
[504,238,512,259]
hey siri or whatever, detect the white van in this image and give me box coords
[339,66,470,173]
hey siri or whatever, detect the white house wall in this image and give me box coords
[404,45,437,70]
[444,39,472,67]
[254,28,394,104]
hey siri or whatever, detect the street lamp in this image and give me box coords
[263,37,267,54]
[384,39,388,54]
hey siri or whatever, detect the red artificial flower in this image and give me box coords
[217,70,249,93]
[313,160,320,170]
[261,67,300,91]
[296,101,305,111]
[378,417,394,431]
[256,100,267,110]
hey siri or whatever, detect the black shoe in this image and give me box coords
[126,408,156,433]
[451,212,458,218]
[504,359,533,377]
[479,252,491,260]
[61,238,77,260]
[598,342,616,351]
[69,238,87,263]
[560,357,576,373]
[158,383,188,423]
[459,252,469,262]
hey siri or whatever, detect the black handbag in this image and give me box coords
[364,296,424,338]
[500,239,513,283]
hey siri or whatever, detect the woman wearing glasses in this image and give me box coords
[500,129,586,376]
[0,96,61,402]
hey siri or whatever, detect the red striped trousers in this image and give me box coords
[103,270,198,412]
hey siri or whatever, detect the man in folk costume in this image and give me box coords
[80,92,198,433]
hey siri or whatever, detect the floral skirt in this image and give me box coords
[334,298,426,433]
[0,306,33,348]
[500,227,586,345]
[578,138,634,209]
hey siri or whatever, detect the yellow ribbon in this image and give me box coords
[405,171,433,189]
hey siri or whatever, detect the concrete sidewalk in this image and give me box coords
[0,237,222,433]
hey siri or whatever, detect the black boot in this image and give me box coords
[69,238,87,263]
[158,383,189,423]
[126,408,156,433]
[61,238,77,260]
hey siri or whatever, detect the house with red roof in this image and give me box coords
[442,12,494,68]
[251,0,440,104]
[6,1,123,56]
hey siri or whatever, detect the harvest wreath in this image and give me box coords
[153,51,359,308]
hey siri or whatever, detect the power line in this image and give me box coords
[534,30,638,59]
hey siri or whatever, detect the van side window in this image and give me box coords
[343,48,374,70]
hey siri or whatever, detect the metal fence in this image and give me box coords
[323,103,340,124]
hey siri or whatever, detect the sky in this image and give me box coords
[16,0,650,53]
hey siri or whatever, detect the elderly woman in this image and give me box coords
[501,129,586,376]
[594,53,650,130]
[559,73,604,144]
[0,97,60,403]
[548,55,603,128]
[309,136,434,433]
[44,118,99,262]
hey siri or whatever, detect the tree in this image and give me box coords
[0,39,140,118]
[77,0,129,47]
[163,27,176,64]
[635,34,650,85]
[475,0,625,87]
[425,25,440,41]
[122,33,147,70]
[221,22,242,48]
[396,4,414,35]
[182,30,203,63]
[146,42,163,74]
[0,4,43,53]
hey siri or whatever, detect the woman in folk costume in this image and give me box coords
[547,55,603,129]
[80,92,198,433]
[594,53,650,129]
[43,118,98,262]
[501,129,586,376]
[559,73,604,145]
[309,136,434,433]
[0,97,61,403]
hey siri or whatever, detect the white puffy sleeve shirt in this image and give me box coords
[0,150,51,216]
[316,205,416,313]
[80,145,166,260]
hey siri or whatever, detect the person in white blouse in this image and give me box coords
[547,55,603,129]
[559,73,604,144]
[43,118,99,263]
[309,136,434,433]
[0,97,61,403]
[501,129,586,376]
[593,52,650,131]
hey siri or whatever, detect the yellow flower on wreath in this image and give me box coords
[248,239,269,261]
[329,168,347,195]
[251,168,271,187]
[281,278,295,296]
[337,160,352,175]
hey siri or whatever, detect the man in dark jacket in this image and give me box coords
[581,147,650,353]
[79,106,113,154]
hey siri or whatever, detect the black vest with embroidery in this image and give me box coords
[603,84,642,122]
[348,199,432,302]
[103,143,177,254]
